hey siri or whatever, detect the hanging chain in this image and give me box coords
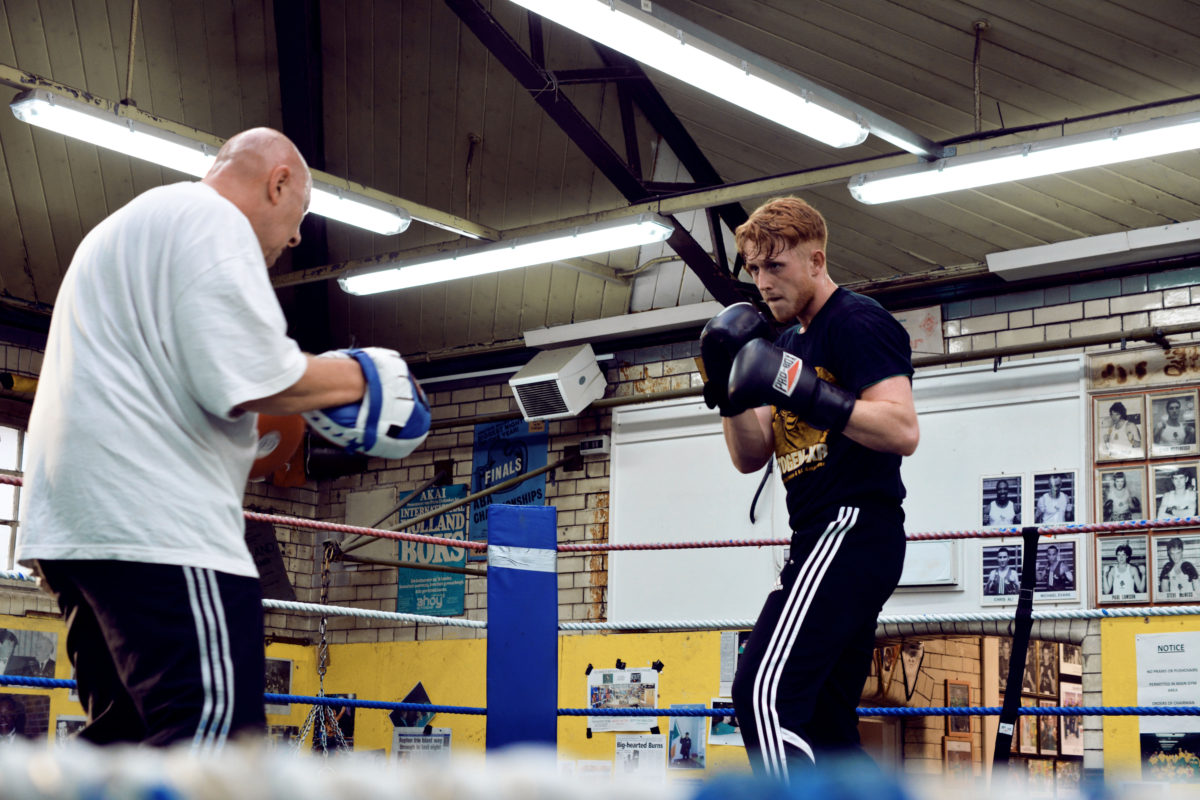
[293,541,350,755]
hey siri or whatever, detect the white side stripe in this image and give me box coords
[184,567,235,755]
[751,506,858,782]
[183,567,216,753]
[203,569,236,750]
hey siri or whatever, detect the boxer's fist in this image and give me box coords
[727,339,855,432]
[698,303,772,416]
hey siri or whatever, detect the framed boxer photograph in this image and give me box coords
[981,475,1022,528]
[980,541,1022,605]
[1032,471,1076,525]
[1096,534,1150,604]
[1033,539,1078,603]
[942,735,973,777]
[1036,641,1058,697]
[1096,466,1145,523]
[1094,395,1145,462]
[1059,682,1083,757]
[264,658,293,716]
[1149,390,1199,458]
[1038,699,1059,756]
[1018,697,1038,755]
[1152,462,1199,520]
[1152,533,1200,603]
[945,680,971,735]
[1059,644,1082,678]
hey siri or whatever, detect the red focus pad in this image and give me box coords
[250,414,305,480]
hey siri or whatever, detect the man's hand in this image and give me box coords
[727,339,856,432]
[698,303,772,416]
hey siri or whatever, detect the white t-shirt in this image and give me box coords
[18,182,307,577]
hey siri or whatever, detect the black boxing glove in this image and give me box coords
[727,338,856,432]
[698,303,773,416]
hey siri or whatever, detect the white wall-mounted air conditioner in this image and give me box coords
[509,344,606,421]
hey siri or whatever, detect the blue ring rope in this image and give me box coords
[1,678,1191,718]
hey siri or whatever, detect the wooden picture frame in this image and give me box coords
[1149,390,1199,458]
[1096,533,1150,605]
[945,679,971,735]
[1096,466,1146,523]
[1018,697,1038,755]
[1038,699,1059,756]
[1094,395,1146,462]
[1037,641,1059,697]
[1151,461,1199,520]
[943,735,973,778]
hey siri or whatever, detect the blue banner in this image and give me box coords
[470,420,548,553]
[396,484,468,616]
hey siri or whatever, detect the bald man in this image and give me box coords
[18,128,365,749]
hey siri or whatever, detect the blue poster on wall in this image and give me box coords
[396,483,468,616]
[470,419,548,555]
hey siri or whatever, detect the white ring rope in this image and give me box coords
[558,604,1200,631]
[262,599,486,628]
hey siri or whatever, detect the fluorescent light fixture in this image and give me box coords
[848,111,1200,204]
[986,219,1200,281]
[506,0,868,149]
[340,213,675,295]
[11,88,218,177]
[10,88,411,236]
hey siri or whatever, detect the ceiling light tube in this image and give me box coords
[506,0,869,149]
[10,88,411,236]
[339,214,675,295]
[848,111,1200,204]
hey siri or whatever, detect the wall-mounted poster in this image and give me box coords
[1060,644,1082,678]
[1097,534,1150,604]
[1150,391,1199,458]
[1096,466,1146,523]
[1152,534,1200,603]
[1032,471,1076,524]
[0,628,59,678]
[981,541,1022,605]
[982,475,1022,527]
[1095,395,1145,462]
[1038,699,1059,756]
[1036,642,1059,697]
[1033,540,1078,603]
[1059,682,1083,757]
[1152,462,1199,520]
[264,658,293,716]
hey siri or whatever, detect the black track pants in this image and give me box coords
[731,504,905,781]
[38,560,266,750]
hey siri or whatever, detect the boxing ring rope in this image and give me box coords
[3,473,1199,790]
[0,674,1194,721]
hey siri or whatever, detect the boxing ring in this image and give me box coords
[1,476,1199,797]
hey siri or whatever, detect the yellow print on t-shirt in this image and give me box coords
[773,365,837,482]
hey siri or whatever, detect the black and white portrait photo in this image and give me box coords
[1032,471,1075,524]
[264,658,293,716]
[1034,540,1077,602]
[1150,391,1199,458]
[1096,535,1150,604]
[1096,467,1145,523]
[0,628,59,678]
[1095,395,1145,462]
[981,542,1022,604]
[981,475,1022,528]
[1153,534,1200,602]
[1153,463,1199,520]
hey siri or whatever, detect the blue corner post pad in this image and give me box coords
[486,504,558,751]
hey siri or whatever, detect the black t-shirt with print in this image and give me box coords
[771,288,913,528]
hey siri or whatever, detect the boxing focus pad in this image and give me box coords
[250,414,305,479]
[727,339,856,432]
[302,348,431,460]
[698,302,773,416]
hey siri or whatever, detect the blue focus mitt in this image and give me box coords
[302,347,431,460]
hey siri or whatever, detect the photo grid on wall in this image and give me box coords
[1092,388,1200,607]
[996,637,1083,777]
